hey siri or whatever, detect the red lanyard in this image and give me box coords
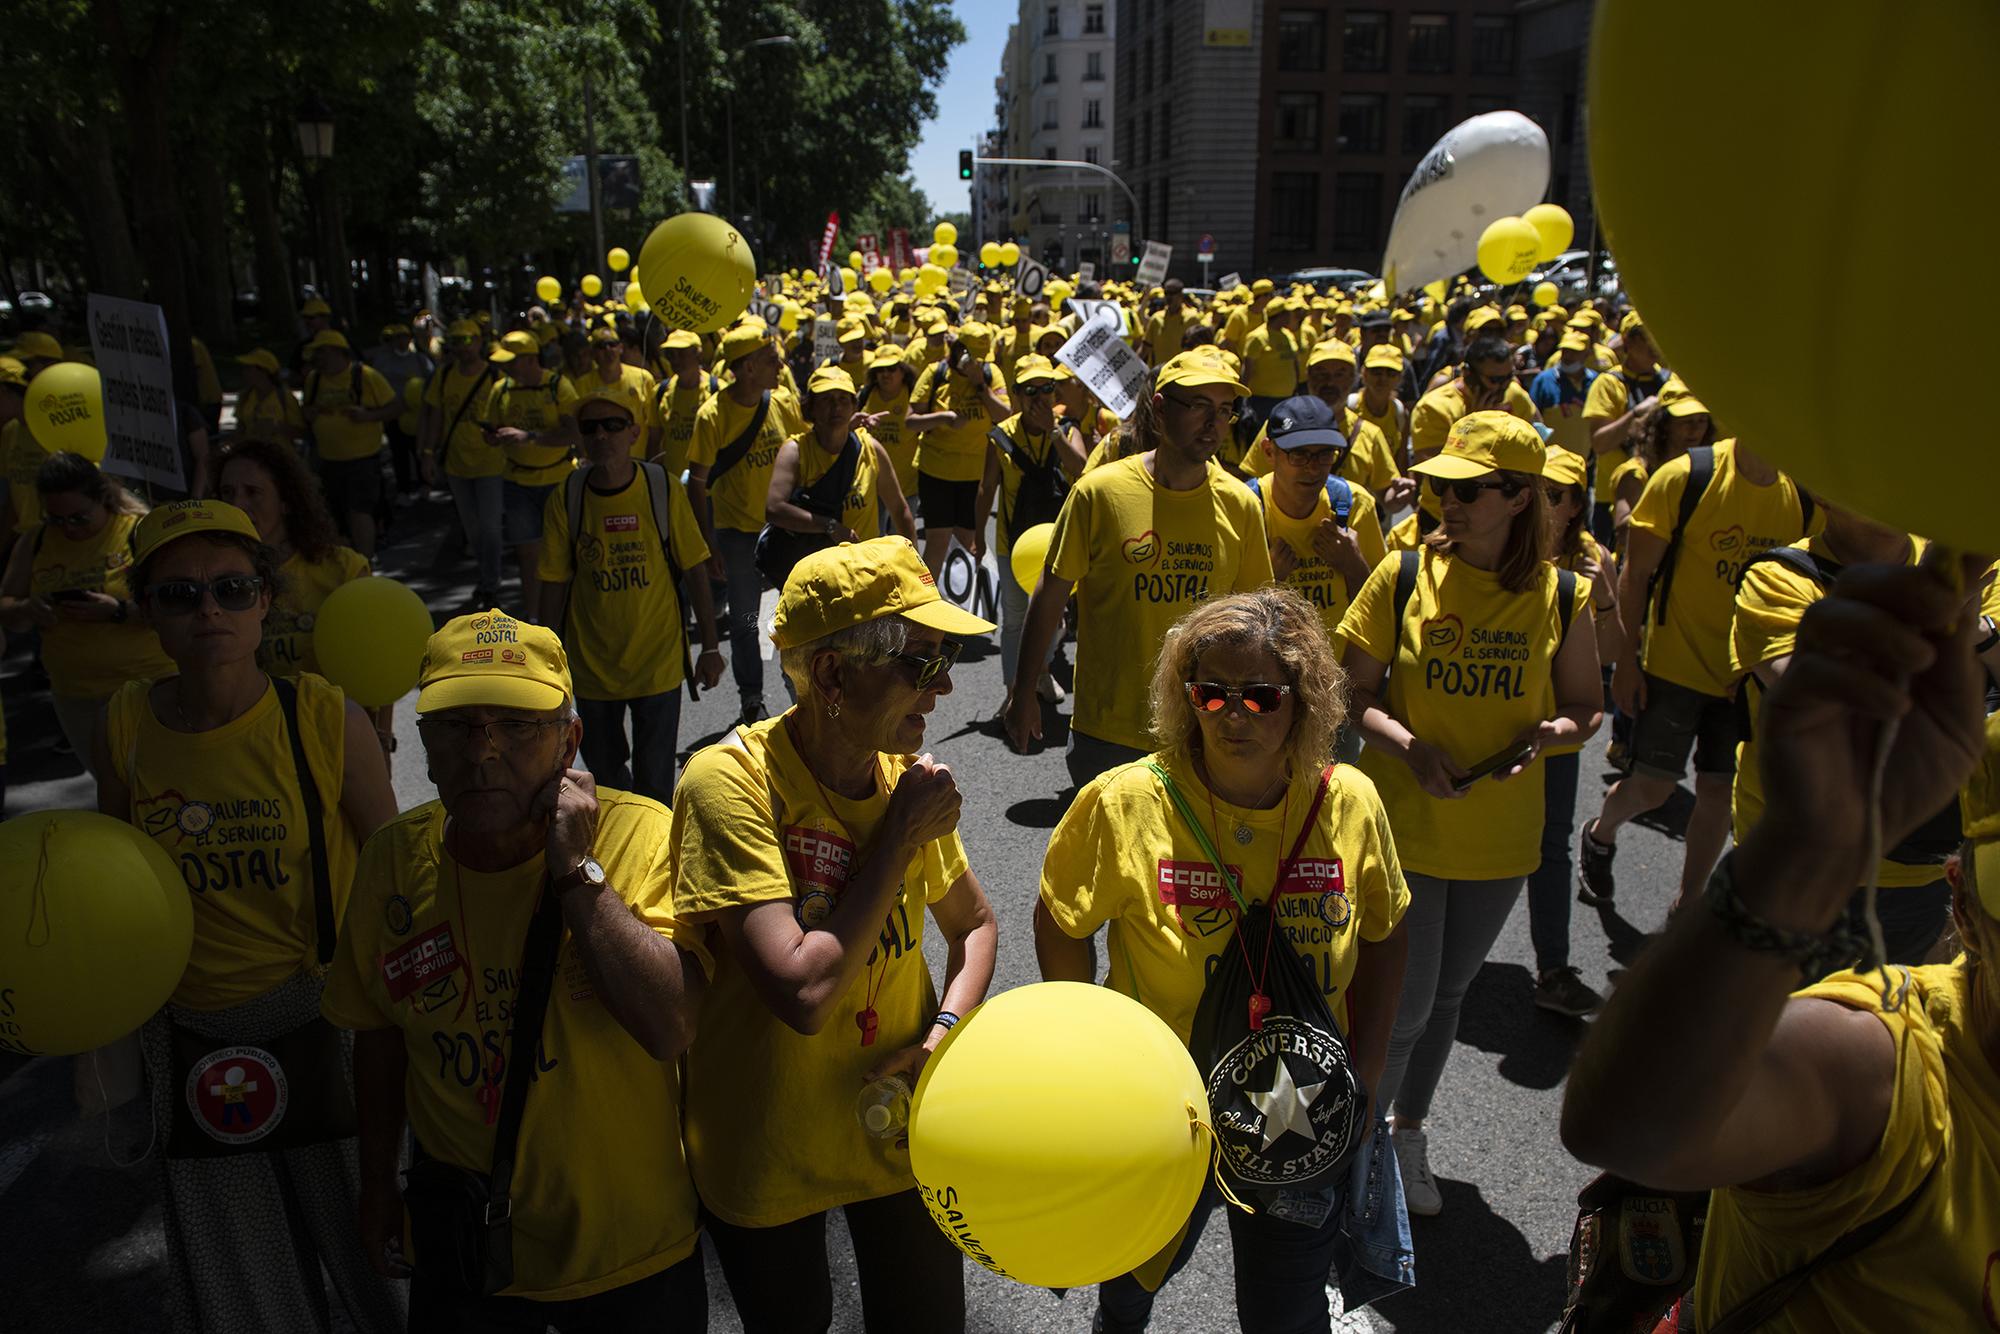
[784,716,891,1047]
[1196,766,1334,1030]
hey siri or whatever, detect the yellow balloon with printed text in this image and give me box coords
[637,212,758,333]
[24,362,108,462]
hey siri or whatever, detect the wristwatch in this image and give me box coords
[553,855,606,895]
[823,517,843,540]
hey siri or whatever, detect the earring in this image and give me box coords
[825,697,841,720]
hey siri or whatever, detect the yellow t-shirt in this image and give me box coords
[670,716,970,1227]
[861,383,917,494]
[988,413,1069,559]
[1241,325,1303,398]
[1040,748,1410,1045]
[912,361,1006,483]
[573,363,659,460]
[322,795,706,1301]
[1347,392,1408,461]
[1049,457,1274,751]
[1146,310,1190,364]
[791,431,887,541]
[1582,368,1669,504]
[30,511,174,698]
[1245,411,1401,497]
[425,364,503,480]
[485,372,580,487]
[1538,371,1597,460]
[4,418,42,532]
[688,386,804,534]
[1251,476,1387,650]
[1609,453,1649,506]
[263,548,370,677]
[234,386,305,446]
[1337,546,1590,880]
[304,362,397,463]
[1696,964,1995,1332]
[107,674,353,1010]
[654,371,713,476]
[537,466,709,699]
[1080,430,1139,474]
[1221,305,1265,353]
[1628,440,1816,696]
[1385,513,1424,552]
[1409,380,1539,462]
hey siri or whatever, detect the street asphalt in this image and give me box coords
[0,490,1703,1333]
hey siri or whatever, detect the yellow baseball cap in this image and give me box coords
[1250,278,1275,295]
[1573,308,1605,329]
[0,356,25,389]
[382,322,412,338]
[1542,447,1588,490]
[446,319,481,339]
[300,299,333,317]
[487,330,540,363]
[836,318,868,345]
[236,349,282,374]
[662,328,702,351]
[1157,346,1249,397]
[587,325,621,345]
[1659,374,1709,418]
[956,322,994,358]
[1364,343,1404,371]
[306,330,352,354]
[131,499,263,566]
[1463,306,1504,336]
[1505,305,1529,322]
[1307,338,1356,367]
[867,345,906,370]
[771,536,994,650]
[1013,353,1060,384]
[919,310,950,335]
[1559,328,1593,352]
[719,320,771,363]
[418,610,571,713]
[808,365,858,396]
[1619,310,1646,337]
[576,381,647,421]
[1411,410,1548,480]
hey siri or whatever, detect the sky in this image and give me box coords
[907,2,1016,216]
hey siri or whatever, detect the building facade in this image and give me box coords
[992,0,1119,271]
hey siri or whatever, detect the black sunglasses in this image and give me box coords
[888,638,962,690]
[1187,680,1292,715]
[1426,475,1522,504]
[577,416,633,436]
[42,509,96,530]
[147,574,265,616]
[1018,382,1058,396]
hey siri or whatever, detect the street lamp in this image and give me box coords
[296,93,337,310]
[726,34,796,226]
[296,93,336,161]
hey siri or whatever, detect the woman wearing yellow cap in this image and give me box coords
[766,365,914,556]
[670,536,997,1332]
[1565,559,1993,1333]
[231,350,306,448]
[857,346,919,497]
[906,322,1012,574]
[1336,411,1601,1216]
[0,451,175,770]
[94,498,401,1334]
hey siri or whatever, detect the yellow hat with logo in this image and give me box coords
[576,380,647,421]
[587,325,621,345]
[808,365,858,397]
[1364,343,1404,371]
[487,330,540,363]
[1157,346,1249,398]
[1013,353,1060,385]
[1542,446,1588,490]
[662,328,702,352]
[719,319,772,364]
[1307,338,1356,367]
[418,610,572,712]
[235,348,282,374]
[1659,374,1709,418]
[772,535,994,650]
[132,499,264,566]
[1410,410,1547,480]
[956,321,994,357]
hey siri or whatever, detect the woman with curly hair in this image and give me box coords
[1037,585,1412,1333]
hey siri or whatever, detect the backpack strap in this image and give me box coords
[1555,567,1577,646]
[1796,483,1817,536]
[637,460,700,702]
[550,470,590,637]
[272,677,335,967]
[1324,476,1353,528]
[706,390,772,488]
[1647,444,1715,625]
[1392,548,1421,664]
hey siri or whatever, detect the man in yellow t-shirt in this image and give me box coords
[1580,437,1818,912]
[1249,395,1387,661]
[1240,297,1304,411]
[421,320,507,603]
[301,330,399,559]
[538,385,722,804]
[901,310,950,380]
[1581,314,1668,543]
[687,320,804,725]
[1219,279,1272,353]
[994,298,1038,388]
[1002,346,1275,784]
[1409,335,1540,464]
[1144,279,1191,365]
[483,330,580,622]
[321,612,710,1322]
[907,321,1011,573]
[650,329,710,475]
[574,327,660,462]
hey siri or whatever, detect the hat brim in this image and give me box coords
[487,349,519,363]
[1410,453,1495,480]
[1162,370,1250,397]
[1665,399,1710,418]
[415,675,567,715]
[1271,426,1350,452]
[903,598,996,639]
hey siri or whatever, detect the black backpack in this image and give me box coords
[988,422,1070,542]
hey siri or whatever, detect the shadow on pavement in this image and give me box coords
[1372,1181,1568,1332]
[1455,962,1585,1092]
[1631,785,1694,840]
[1593,902,1659,968]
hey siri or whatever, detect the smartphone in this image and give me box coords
[1452,741,1537,793]
[47,589,92,604]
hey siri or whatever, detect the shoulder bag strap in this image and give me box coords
[1391,547,1421,672]
[1555,567,1577,645]
[486,886,565,1207]
[272,677,335,966]
[706,390,771,488]
[440,365,494,447]
[550,471,588,638]
[1649,444,1714,625]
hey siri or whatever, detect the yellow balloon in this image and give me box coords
[868,266,895,293]
[1476,216,1541,284]
[607,246,631,272]
[24,362,108,462]
[998,242,1020,268]
[637,212,758,333]
[779,301,802,334]
[535,275,562,304]
[979,241,1001,269]
[911,983,1211,1289]
[848,250,864,273]
[916,264,948,296]
[1523,204,1574,262]
[624,279,647,313]
[0,810,193,1056]
[580,273,603,297]
[1590,0,1995,550]
[840,268,860,292]
[931,243,959,270]
[311,577,436,707]
[1008,523,1054,594]
[898,266,918,283]
[933,221,958,247]
[1532,280,1561,308]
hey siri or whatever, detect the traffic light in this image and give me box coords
[958,150,974,180]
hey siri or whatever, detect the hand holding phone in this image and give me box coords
[1451,741,1538,793]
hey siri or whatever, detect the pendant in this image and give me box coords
[1233,824,1254,845]
[856,1007,879,1047]
[477,1080,499,1126]
[1248,992,1272,1031]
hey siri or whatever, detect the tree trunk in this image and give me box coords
[182,138,237,344]
[40,111,145,297]
[240,119,296,341]
[318,164,356,329]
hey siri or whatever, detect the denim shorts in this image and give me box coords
[1629,671,1738,780]
[501,479,557,545]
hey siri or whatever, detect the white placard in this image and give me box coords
[754,300,784,328]
[86,294,185,492]
[1218,271,1243,290]
[813,317,840,365]
[936,536,1000,629]
[824,265,846,297]
[1066,298,1124,332]
[1136,240,1173,286]
[1054,305,1149,420]
[1078,261,1096,282]
[1013,256,1052,300]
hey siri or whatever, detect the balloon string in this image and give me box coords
[26,822,54,948]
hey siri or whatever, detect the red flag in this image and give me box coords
[817,212,841,275]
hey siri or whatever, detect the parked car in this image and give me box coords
[1280,267,1378,294]
[1528,252,1622,305]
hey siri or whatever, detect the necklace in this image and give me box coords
[1203,763,1289,844]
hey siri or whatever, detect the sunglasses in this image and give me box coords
[1018,382,1058,396]
[1186,680,1293,715]
[888,639,962,690]
[1425,476,1522,504]
[577,416,633,436]
[42,509,96,530]
[147,574,265,616]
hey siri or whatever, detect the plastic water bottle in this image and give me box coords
[855,1074,911,1138]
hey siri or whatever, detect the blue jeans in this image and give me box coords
[577,691,683,805]
[1527,751,1581,974]
[713,527,768,705]
[446,473,504,594]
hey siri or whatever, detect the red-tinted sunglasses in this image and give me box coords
[1186,680,1292,715]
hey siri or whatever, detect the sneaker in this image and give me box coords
[1577,818,1617,906]
[1534,966,1604,1017]
[1036,670,1066,703]
[1392,1127,1442,1216]
[738,698,766,728]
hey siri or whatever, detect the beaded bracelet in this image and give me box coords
[1703,851,1876,983]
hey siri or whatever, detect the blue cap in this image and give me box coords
[1265,395,1350,452]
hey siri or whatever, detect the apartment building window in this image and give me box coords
[1160,21,1174,79]
[1045,53,1058,83]
[1273,92,1322,154]
[1143,37,1154,92]
[1141,108,1152,165]
[1084,143,1100,164]
[1043,100,1059,131]
[1403,94,1448,151]
[1337,93,1385,154]
[1466,93,1510,116]
[1343,11,1387,72]
[1159,108,1171,156]
[1471,15,1515,74]
[1084,98,1103,129]
[1084,3,1106,34]
[1276,10,1326,73]
[1269,172,1319,252]
[1045,5,1060,37]
[1332,172,1383,251]
[1086,50,1103,80]
[1407,14,1453,73]
[1156,179,1171,240]
[1082,192,1103,221]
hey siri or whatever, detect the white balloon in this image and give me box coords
[1380,111,1551,296]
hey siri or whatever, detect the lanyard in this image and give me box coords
[783,715,891,1046]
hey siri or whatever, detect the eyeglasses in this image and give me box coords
[416,716,565,749]
[146,575,265,616]
[42,509,96,530]
[577,416,633,436]
[1278,445,1349,469]
[1425,476,1522,505]
[1163,393,1241,426]
[887,638,962,690]
[1186,680,1293,715]
[1018,383,1058,397]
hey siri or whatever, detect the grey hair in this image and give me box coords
[778,616,910,696]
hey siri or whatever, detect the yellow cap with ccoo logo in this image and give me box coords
[417,609,573,712]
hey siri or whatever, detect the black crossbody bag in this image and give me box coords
[400,884,565,1297]
[755,433,861,590]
